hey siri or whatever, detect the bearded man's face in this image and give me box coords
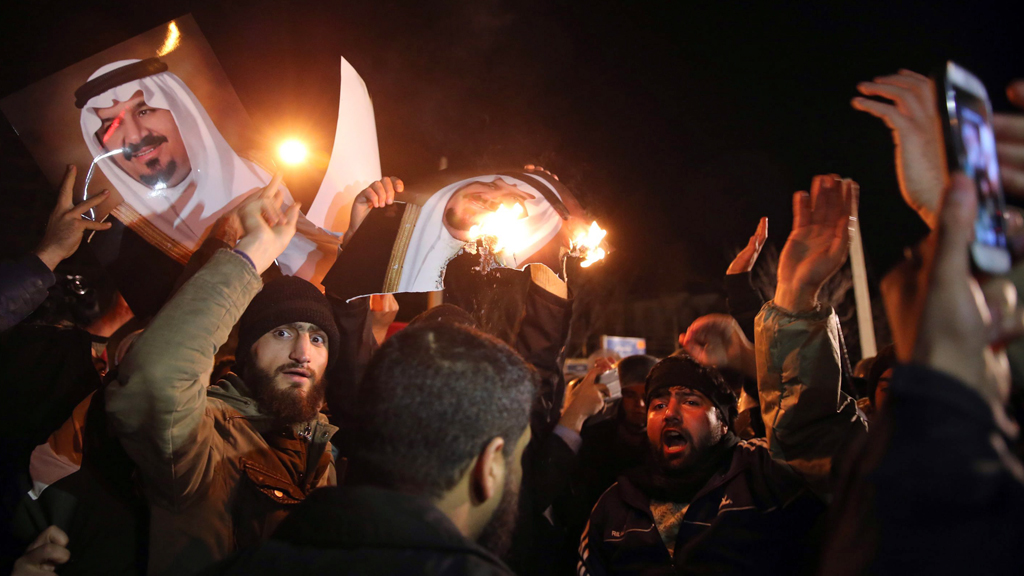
[245,322,329,426]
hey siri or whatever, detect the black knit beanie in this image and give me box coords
[235,276,340,372]
[645,355,739,426]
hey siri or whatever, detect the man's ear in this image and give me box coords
[470,436,506,505]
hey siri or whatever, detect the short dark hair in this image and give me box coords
[343,323,536,498]
[617,355,659,386]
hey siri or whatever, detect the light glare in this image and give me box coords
[278,139,309,165]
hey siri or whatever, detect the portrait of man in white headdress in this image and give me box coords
[323,169,585,301]
[74,57,328,275]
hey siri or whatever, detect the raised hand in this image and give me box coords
[881,173,1024,404]
[233,172,300,274]
[560,358,614,433]
[345,177,404,246]
[726,217,768,275]
[681,314,756,379]
[34,165,113,270]
[853,69,947,228]
[774,175,857,313]
[994,79,1024,197]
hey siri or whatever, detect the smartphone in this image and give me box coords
[598,369,623,401]
[584,369,623,426]
[938,61,1011,274]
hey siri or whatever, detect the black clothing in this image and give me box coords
[822,364,1024,575]
[580,439,824,575]
[207,486,515,576]
[0,254,55,332]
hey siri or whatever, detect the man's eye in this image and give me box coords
[653,403,666,410]
[311,335,326,345]
[137,108,152,117]
[275,330,291,338]
[686,400,700,407]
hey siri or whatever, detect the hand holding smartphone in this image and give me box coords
[938,61,1011,274]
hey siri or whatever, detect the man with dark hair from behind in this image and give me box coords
[209,322,537,576]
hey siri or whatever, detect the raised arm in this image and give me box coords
[2,165,111,332]
[756,175,867,494]
[105,176,298,507]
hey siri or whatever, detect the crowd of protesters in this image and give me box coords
[2,66,1024,576]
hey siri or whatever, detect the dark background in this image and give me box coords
[2,0,1023,347]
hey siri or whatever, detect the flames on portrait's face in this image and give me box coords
[468,202,530,255]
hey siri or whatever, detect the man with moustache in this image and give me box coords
[77,58,329,283]
[105,182,340,576]
[578,175,867,575]
[209,322,536,576]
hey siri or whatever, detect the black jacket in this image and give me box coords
[579,439,824,575]
[821,364,1024,575]
[207,486,515,576]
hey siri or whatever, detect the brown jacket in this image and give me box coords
[105,249,337,576]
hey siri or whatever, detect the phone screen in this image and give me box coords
[949,85,1008,251]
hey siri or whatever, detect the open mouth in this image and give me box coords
[662,430,687,454]
[280,367,312,383]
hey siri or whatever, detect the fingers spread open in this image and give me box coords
[70,189,110,217]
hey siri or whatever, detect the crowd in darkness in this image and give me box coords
[3,58,1024,575]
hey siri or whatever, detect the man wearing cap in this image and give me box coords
[578,176,868,575]
[104,181,337,576]
[577,356,823,575]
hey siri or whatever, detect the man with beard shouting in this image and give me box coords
[209,321,535,575]
[578,175,867,575]
[105,179,340,576]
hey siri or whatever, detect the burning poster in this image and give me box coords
[321,169,605,301]
[0,14,336,285]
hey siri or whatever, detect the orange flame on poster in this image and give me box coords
[468,203,529,255]
[157,22,181,57]
[572,221,608,267]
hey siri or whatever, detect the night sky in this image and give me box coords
[3,0,1023,301]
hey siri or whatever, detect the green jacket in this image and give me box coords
[755,301,868,498]
[105,249,338,576]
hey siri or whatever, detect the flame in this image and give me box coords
[572,221,608,267]
[278,139,309,165]
[468,203,529,254]
[156,22,181,57]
